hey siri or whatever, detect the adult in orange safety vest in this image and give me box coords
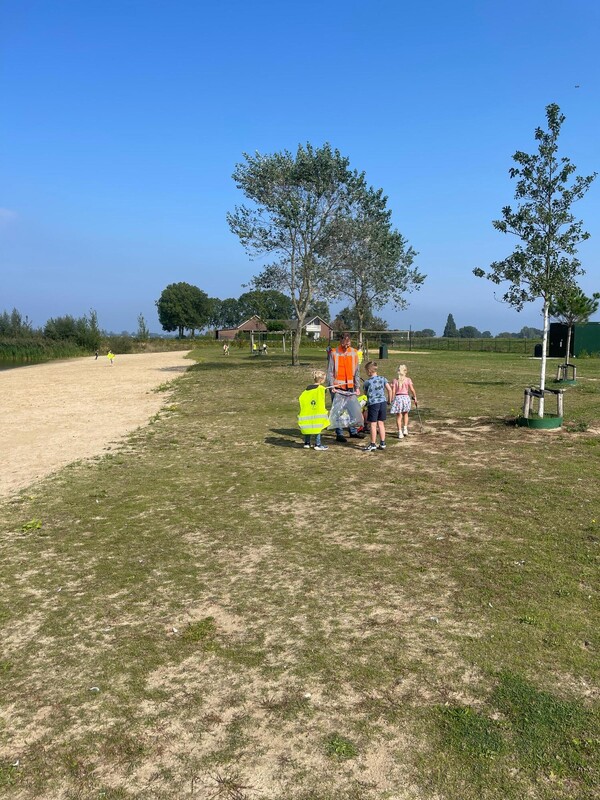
[326,332,365,443]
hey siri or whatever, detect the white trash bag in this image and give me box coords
[328,393,364,429]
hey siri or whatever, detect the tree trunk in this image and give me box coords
[291,329,300,366]
[538,301,550,417]
[291,315,306,366]
[565,325,572,365]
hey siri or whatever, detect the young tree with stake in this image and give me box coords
[474,103,596,417]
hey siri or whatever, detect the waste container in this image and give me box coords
[378,343,388,359]
[533,343,543,358]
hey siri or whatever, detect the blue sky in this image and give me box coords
[2,0,599,335]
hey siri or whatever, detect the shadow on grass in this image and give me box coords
[158,365,190,373]
[186,356,312,372]
[264,436,303,449]
[271,428,301,437]
[265,427,305,449]
[464,380,512,387]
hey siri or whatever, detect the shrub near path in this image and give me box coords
[0,346,598,799]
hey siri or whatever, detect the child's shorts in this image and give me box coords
[390,395,411,414]
[367,401,387,422]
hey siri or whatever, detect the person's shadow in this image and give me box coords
[266,428,303,448]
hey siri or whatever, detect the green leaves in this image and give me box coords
[549,287,600,326]
[474,104,596,310]
[155,282,212,338]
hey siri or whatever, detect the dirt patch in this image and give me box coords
[0,351,191,498]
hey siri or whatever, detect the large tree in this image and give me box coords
[549,286,599,365]
[324,186,423,347]
[474,104,596,416]
[332,304,388,332]
[156,282,211,338]
[213,298,242,328]
[306,299,330,322]
[443,314,458,337]
[237,289,294,322]
[227,143,365,365]
[459,325,481,339]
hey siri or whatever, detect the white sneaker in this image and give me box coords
[303,443,311,449]
[314,444,329,451]
[403,428,409,436]
[398,431,404,439]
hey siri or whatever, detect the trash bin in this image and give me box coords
[378,343,388,359]
[534,343,543,358]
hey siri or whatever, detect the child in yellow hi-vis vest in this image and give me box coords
[297,370,329,451]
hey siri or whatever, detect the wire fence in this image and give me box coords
[228,329,543,356]
[393,337,541,355]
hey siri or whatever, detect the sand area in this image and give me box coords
[0,350,191,499]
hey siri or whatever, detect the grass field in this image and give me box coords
[1,346,599,799]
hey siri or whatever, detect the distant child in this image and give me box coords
[297,369,329,451]
[107,350,115,366]
[390,364,418,438]
[223,342,230,356]
[363,360,392,452]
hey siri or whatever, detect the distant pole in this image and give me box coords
[409,325,412,351]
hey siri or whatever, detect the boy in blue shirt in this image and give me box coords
[363,360,392,451]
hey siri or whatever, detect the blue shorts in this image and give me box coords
[367,401,387,422]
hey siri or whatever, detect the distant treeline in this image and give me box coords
[0,337,88,362]
[439,314,543,340]
[0,307,102,351]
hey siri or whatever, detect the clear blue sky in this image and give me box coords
[2,0,599,335]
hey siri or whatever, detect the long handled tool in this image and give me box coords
[414,401,424,432]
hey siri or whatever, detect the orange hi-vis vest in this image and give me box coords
[330,347,359,390]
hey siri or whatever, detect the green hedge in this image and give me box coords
[0,338,87,362]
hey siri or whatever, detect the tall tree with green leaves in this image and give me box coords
[227,143,365,365]
[156,282,211,338]
[474,103,596,416]
[212,298,242,328]
[323,186,422,348]
[136,313,150,341]
[306,299,330,322]
[332,304,388,332]
[443,314,458,338]
[237,290,294,322]
[549,287,600,364]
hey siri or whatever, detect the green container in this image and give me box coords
[517,414,563,429]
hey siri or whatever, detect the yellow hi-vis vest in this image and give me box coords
[297,385,329,434]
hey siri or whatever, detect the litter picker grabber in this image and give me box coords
[414,401,424,432]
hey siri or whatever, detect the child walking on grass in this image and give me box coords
[390,364,418,438]
[297,369,329,451]
[363,360,392,452]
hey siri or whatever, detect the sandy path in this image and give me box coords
[0,351,191,499]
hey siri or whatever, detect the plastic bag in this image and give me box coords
[328,392,364,429]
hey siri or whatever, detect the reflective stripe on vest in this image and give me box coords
[330,348,358,389]
[298,387,329,434]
